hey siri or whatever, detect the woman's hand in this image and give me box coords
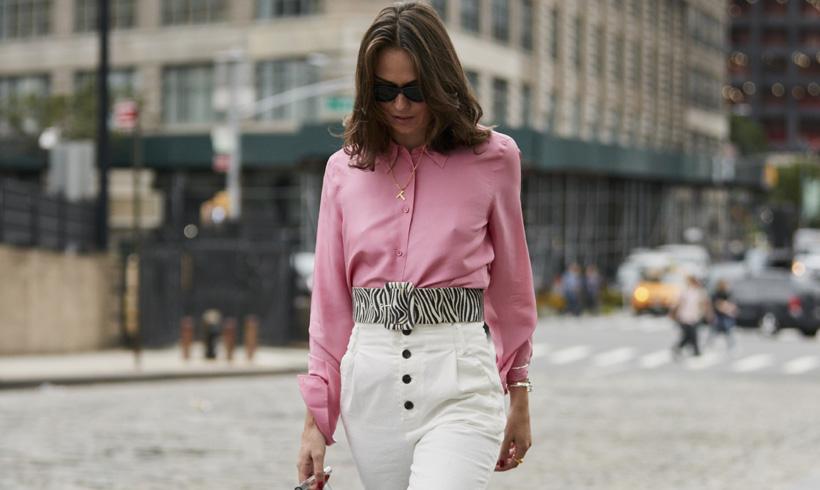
[495,387,532,471]
[297,413,329,489]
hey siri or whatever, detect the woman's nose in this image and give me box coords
[392,93,409,110]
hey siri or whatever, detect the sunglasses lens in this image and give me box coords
[374,85,399,102]
[403,85,424,102]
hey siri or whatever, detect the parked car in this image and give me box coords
[731,270,820,337]
[791,253,820,282]
[706,261,748,293]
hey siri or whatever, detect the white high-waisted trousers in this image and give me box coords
[339,321,507,490]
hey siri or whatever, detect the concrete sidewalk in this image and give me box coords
[0,343,308,389]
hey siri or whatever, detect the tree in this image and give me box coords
[730,114,768,156]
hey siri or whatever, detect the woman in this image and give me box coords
[296,3,536,489]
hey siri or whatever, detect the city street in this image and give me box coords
[2,313,820,490]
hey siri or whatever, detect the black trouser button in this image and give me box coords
[402,329,412,336]
[402,349,411,359]
[402,374,412,384]
[404,401,414,410]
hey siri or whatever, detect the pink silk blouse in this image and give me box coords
[297,130,537,445]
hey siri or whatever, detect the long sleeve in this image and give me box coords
[484,136,537,391]
[296,156,353,446]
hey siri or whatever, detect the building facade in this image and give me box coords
[0,0,728,151]
[0,0,752,286]
[727,0,820,151]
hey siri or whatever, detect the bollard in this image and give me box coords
[180,316,194,361]
[223,317,237,363]
[202,309,222,360]
[244,315,259,362]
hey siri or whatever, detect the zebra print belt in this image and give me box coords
[352,282,484,331]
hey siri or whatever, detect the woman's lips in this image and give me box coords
[393,115,414,124]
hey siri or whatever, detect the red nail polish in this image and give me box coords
[318,481,324,490]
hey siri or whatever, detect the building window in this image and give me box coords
[162,0,226,25]
[0,74,49,103]
[461,0,480,34]
[162,65,214,124]
[465,69,479,98]
[615,35,625,81]
[521,83,531,127]
[0,0,51,40]
[75,68,139,96]
[631,40,641,87]
[546,90,557,131]
[492,0,509,42]
[687,68,721,111]
[572,16,583,69]
[75,0,135,32]
[550,7,560,61]
[256,58,319,122]
[571,96,582,136]
[492,77,508,125]
[520,0,533,50]
[629,0,640,18]
[430,0,447,22]
[593,25,605,76]
[256,0,322,19]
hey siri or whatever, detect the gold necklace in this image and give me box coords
[387,150,422,200]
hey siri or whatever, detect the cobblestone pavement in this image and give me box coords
[2,315,820,490]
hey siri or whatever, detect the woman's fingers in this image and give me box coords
[296,453,313,485]
[495,434,513,471]
[311,452,325,489]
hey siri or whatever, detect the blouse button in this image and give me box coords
[402,349,411,359]
[404,401,414,410]
[402,207,409,213]
[402,374,412,384]
[395,250,403,256]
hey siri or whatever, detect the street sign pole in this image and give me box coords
[227,56,242,221]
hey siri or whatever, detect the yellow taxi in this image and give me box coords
[631,270,684,315]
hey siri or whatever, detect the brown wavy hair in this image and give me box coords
[342,1,491,170]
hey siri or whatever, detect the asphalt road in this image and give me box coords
[1,312,819,490]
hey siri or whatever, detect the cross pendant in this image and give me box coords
[396,190,406,200]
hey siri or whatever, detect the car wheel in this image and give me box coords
[801,329,818,338]
[758,312,779,337]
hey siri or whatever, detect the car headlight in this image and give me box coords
[634,287,650,302]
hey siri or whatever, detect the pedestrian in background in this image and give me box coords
[584,264,602,314]
[562,263,583,316]
[705,279,738,353]
[670,275,712,359]
[296,3,536,489]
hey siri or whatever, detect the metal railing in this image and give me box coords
[0,177,97,252]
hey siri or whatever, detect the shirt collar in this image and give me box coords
[378,140,448,173]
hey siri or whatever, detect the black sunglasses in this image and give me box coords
[374,83,424,103]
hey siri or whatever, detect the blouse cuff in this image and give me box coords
[297,372,339,446]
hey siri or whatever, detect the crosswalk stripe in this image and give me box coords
[782,356,819,375]
[684,352,723,370]
[550,345,591,365]
[731,354,774,373]
[639,349,673,369]
[592,347,635,367]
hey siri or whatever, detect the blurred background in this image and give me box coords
[1,1,820,489]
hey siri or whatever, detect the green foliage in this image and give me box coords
[730,114,768,155]
[0,84,140,142]
[770,161,820,227]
